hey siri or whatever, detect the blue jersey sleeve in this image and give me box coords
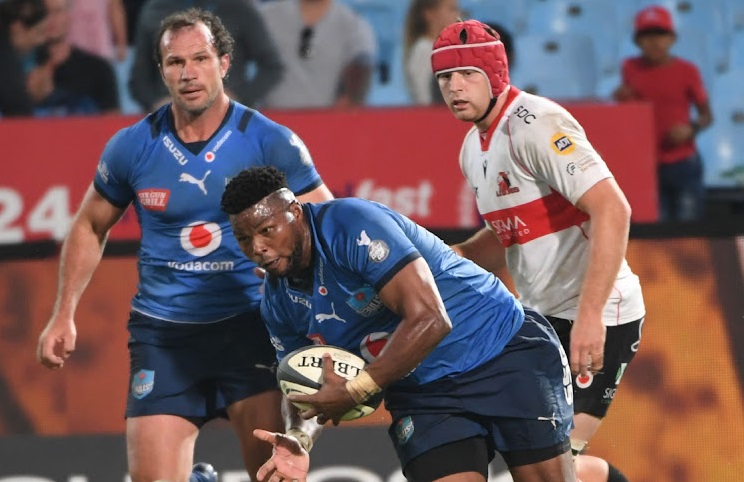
[316,200,421,292]
[260,122,323,196]
[93,127,137,208]
[260,283,313,362]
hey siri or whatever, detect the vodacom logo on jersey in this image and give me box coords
[180,221,221,256]
[169,221,235,272]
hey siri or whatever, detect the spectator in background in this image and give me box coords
[259,0,376,110]
[614,5,712,222]
[129,0,283,112]
[67,0,128,62]
[0,0,48,117]
[27,0,120,116]
[403,0,460,105]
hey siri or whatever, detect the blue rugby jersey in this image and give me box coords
[261,198,524,387]
[94,102,323,322]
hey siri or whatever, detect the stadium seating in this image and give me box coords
[698,68,744,186]
[459,0,531,35]
[340,0,407,85]
[113,48,142,115]
[366,44,412,107]
[512,32,598,100]
[524,0,621,77]
[727,30,744,71]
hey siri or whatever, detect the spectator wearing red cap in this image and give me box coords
[614,4,713,222]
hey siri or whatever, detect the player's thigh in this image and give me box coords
[404,437,489,482]
[126,414,199,482]
[508,449,576,482]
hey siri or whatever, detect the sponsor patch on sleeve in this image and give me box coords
[551,132,575,155]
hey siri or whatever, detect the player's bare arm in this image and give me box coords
[37,184,126,369]
[364,258,453,387]
[572,178,631,376]
[451,226,507,273]
[290,258,452,423]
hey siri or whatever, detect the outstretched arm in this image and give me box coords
[253,397,323,481]
[37,184,126,369]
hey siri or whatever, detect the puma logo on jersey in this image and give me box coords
[179,170,211,195]
[315,303,347,323]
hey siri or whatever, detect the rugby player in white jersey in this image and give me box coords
[431,19,646,482]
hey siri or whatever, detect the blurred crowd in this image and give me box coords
[0,0,741,121]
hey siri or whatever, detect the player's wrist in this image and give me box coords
[345,370,382,404]
[286,427,313,453]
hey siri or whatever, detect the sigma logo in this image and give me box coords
[489,216,527,235]
[163,135,188,165]
[180,221,222,256]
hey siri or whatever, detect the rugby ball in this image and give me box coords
[276,345,383,421]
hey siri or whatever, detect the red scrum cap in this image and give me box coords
[431,20,510,99]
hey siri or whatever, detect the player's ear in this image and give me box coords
[289,199,303,220]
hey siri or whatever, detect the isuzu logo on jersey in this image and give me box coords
[288,292,312,309]
[163,135,188,165]
[137,189,170,211]
[180,221,222,256]
[551,132,575,155]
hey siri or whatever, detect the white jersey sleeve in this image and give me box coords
[508,100,612,205]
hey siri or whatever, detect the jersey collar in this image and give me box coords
[479,86,521,151]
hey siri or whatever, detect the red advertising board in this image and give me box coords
[0,103,656,243]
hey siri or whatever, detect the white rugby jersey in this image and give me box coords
[459,88,645,325]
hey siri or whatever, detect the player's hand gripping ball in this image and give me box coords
[276,345,383,421]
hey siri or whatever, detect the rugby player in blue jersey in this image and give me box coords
[36,8,333,482]
[221,166,577,482]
